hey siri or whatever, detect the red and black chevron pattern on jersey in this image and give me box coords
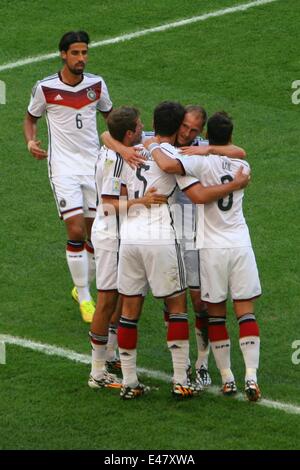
[42,82,102,109]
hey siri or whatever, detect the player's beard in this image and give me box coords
[132,128,143,146]
[175,137,193,147]
[68,63,85,76]
[132,134,143,146]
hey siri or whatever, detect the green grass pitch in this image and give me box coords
[0,0,300,450]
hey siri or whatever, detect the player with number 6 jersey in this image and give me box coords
[27,72,112,177]
[24,31,113,323]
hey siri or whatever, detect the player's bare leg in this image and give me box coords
[65,213,95,322]
[234,299,261,401]
[207,301,236,395]
[88,289,121,389]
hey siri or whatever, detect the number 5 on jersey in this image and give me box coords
[134,163,150,198]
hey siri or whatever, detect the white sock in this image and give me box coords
[239,336,260,382]
[66,242,91,303]
[245,368,258,383]
[210,339,234,384]
[106,325,118,362]
[76,286,92,303]
[85,241,96,287]
[220,368,235,384]
[167,339,189,386]
[195,327,210,370]
[209,317,234,384]
[90,342,107,380]
[119,348,138,387]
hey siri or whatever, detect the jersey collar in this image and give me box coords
[58,71,84,87]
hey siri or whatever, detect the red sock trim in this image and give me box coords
[208,324,229,342]
[167,320,189,341]
[91,338,107,345]
[66,241,85,252]
[239,321,259,338]
[85,242,94,254]
[118,324,137,350]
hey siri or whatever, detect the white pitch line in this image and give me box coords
[1,333,300,416]
[0,334,91,365]
[0,0,279,73]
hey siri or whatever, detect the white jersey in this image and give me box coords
[120,143,197,245]
[28,72,112,177]
[174,137,208,248]
[141,133,207,247]
[175,136,208,207]
[92,146,125,252]
[177,154,251,248]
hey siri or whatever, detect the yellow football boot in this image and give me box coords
[71,286,79,304]
[79,300,95,323]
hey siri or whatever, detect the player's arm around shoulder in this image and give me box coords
[179,144,246,158]
[209,143,246,159]
[179,145,209,156]
[181,160,250,204]
[143,138,184,174]
[101,131,145,168]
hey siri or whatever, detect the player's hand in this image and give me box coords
[234,166,251,189]
[121,145,146,169]
[143,137,160,149]
[27,140,48,160]
[179,145,209,156]
[143,187,168,207]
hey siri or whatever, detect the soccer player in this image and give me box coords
[144,111,262,402]
[89,106,167,389]
[24,31,115,323]
[103,105,246,388]
[172,106,212,387]
[173,105,246,388]
[117,102,250,399]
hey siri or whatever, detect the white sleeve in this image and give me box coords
[27,81,46,118]
[176,155,207,180]
[120,162,135,188]
[160,142,178,158]
[175,174,199,191]
[97,78,113,113]
[159,144,200,190]
[101,156,122,197]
